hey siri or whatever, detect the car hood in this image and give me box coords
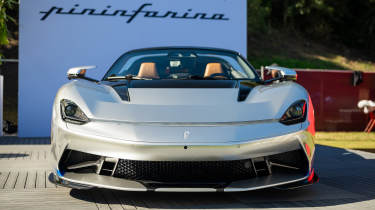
[58,80,308,123]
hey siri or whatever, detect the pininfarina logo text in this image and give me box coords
[39,3,230,24]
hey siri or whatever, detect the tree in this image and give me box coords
[0,0,17,62]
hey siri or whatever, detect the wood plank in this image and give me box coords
[131,198,149,210]
[5,152,13,159]
[102,190,124,210]
[25,170,36,189]
[69,187,97,205]
[0,189,96,209]
[25,151,32,160]
[36,170,46,188]
[0,172,10,189]
[31,151,38,160]
[19,151,27,160]
[4,171,18,189]
[8,152,18,160]
[17,152,24,158]
[114,191,137,210]
[0,153,8,159]
[20,151,27,160]
[13,152,19,160]
[14,171,27,189]
[90,189,111,210]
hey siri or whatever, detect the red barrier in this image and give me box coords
[296,69,375,131]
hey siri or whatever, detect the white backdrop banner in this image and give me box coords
[19,0,247,137]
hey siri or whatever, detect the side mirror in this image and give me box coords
[67,66,98,82]
[264,66,297,82]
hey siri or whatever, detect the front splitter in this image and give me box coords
[51,170,309,192]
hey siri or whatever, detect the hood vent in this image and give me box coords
[112,84,130,101]
[237,85,252,101]
[237,81,257,102]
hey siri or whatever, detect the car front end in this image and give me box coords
[50,47,318,192]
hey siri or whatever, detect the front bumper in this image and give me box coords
[51,124,316,192]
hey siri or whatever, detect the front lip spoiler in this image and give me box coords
[51,171,309,192]
[49,173,93,190]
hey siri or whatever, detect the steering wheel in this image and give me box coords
[207,73,228,79]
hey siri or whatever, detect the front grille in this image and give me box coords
[58,149,309,187]
[269,149,309,173]
[59,149,101,172]
[113,159,256,183]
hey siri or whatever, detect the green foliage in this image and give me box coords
[0,0,17,46]
[286,0,335,38]
[247,0,375,53]
[0,0,17,65]
[248,55,344,70]
[247,0,270,33]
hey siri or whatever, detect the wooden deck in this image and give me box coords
[0,137,375,210]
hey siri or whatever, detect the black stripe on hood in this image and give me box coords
[128,80,238,88]
[102,80,259,102]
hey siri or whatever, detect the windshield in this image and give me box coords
[103,49,259,81]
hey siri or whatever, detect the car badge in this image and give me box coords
[184,130,191,140]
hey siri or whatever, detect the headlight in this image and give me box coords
[280,100,306,125]
[60,99,89,124]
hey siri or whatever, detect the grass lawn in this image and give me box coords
[248,56,343,70]
[249,55,375,71]
[315,132,375,153]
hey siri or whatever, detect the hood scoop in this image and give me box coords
[112,84,130,101]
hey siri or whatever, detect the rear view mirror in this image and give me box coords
[264,66,297,83]
[67,66,98,82]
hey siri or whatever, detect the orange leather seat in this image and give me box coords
[204,63,224,78]
[138,62,160,79]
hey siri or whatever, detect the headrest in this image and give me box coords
[138,62,159,79]
[204,63,223,78]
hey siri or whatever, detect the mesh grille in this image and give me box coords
[113,159,256,183]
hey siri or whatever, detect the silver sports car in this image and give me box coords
[50,47,318,192]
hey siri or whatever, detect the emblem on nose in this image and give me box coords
[184,130,191,140]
